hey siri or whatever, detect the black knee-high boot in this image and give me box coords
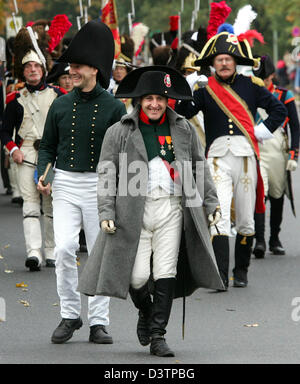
[233,234,254,287]
[129,284,153,346]
[149,278,176,357]
[253,212,266,259]
[212,235,230,289]
[269,195,285,255]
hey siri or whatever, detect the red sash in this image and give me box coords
[206,76,265,213]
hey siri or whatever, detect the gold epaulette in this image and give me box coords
[251,76,265,87]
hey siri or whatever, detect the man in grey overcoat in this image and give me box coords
[78,66,224,357]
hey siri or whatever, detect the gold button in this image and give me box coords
[73,109,76,112]
[95,104,98,107]
[71,149,75,153]
[71,143,74,146]
[91,137,94,141]
[71,129,74,133]
[70,164,74,167]
[92,117,96,120]
[71,157,74,160]
[90,166,93,169]
[229,130,234,134]
[91,131,95,134]
[91,159,94,162]
[229,124,233,128]
[91,152,94,155]
[91,144,94,148]
[71,137,74,139]
[94,110,98,113]
[72,122,75,126]
[228,118,232,122]
[72,116,76,119]
[92,124,95,127]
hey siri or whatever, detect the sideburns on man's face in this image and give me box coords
[140,94,168,121]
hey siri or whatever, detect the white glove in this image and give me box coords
[101,220,116,234]
[208,209,221,227]
[186,72,208,92]
[286,159,297,171]
[254,122,274,143]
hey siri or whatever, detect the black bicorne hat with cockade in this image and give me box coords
[115,65,193,101]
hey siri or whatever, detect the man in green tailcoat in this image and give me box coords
[37,20,126,345]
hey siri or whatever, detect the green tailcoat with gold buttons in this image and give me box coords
[37,83,126,177]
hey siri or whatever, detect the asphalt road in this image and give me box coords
[1,173,300,366]
[1,100,300,365]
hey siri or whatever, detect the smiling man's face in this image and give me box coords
[140,94,168,121]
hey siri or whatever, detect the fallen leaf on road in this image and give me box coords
[4,269,14,274]
[52,303,59,306]
[244,323,259,327]
[4,244,10,249]
[16,282,27,287]
[226,308,236,312]
[19,300,30,307]
[0,254,4,259]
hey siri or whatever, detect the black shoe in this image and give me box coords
[89,325,113,344]
[25,256,41,272]
[51,318,83,344]
[269,239,285,255]
[150,335,175,357]
[253,240,266,259]
[11,197,23,205]
[46,259,56,268]
[137,311,151,346]
[233,278,248,288]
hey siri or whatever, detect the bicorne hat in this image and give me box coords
[253,55,275,80]
[115,65,193,101]
[194,31,255,67]
[46,62,70,84]
[58,20,114,89]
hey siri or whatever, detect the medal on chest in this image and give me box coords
[158,136,166,156]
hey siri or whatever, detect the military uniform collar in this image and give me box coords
[26,81,47,93]
[74,82,104,102]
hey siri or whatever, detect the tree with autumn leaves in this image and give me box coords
[0,0,299,59]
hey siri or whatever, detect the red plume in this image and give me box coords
[207,1,232,40]
[238,30,265,47]
[48,14,72,53]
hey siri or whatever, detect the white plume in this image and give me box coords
[130,22,149,56]
[233,5,257,35]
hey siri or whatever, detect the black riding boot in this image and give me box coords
[253,212,266,259]
[212,235,230,289]
[269,195,285,255]
[233,234,254,287]
[149,278,175,357]
[129,284,153,346]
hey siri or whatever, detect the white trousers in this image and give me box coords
[52,170,110,326]
[18,162,54,262]
[208,152,257,236]
[259,128,288,198]
[131,192,183,290]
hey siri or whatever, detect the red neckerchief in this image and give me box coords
[139,108,166,125]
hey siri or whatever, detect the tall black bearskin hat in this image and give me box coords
[13,26,52,81]
[58,20,114,90]
[115,65,193,101]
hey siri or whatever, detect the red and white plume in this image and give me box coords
[233,5,265,47]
